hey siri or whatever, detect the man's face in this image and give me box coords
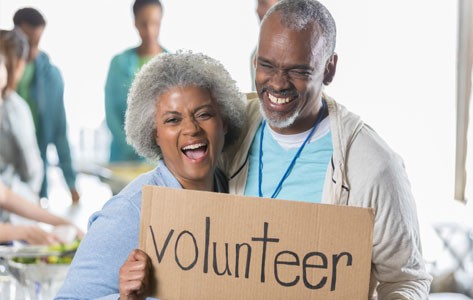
[255,13,332,134]
[18,23,44,62]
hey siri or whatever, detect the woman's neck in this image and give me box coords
[176,174,215,192]
[137,43,162,57]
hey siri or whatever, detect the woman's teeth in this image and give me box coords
[182,143,206,151]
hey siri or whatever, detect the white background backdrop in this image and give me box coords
[1,0,472,253]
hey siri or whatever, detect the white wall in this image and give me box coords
[1,1,467,232]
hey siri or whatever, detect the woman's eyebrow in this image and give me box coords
[160,110,181,117]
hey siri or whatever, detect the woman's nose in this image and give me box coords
[181,118,201,136]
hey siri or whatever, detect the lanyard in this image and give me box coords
[258,100,327,198]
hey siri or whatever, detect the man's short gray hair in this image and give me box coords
[125,50,247,161]
[264,0,336,61]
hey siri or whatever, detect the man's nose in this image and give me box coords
[269,69,290,90]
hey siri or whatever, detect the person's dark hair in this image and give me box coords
[13,7,46,27]
[133,0,162,16]
[264,0,336,61]
[0,29,29,93]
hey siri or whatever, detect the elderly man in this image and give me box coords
[223,0,432,299]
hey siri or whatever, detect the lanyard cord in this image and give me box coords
[258,100,327,198]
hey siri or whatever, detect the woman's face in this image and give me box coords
[155,85,227,190]
[135,4,162,47]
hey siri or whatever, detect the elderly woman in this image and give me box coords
[56,51,246,300]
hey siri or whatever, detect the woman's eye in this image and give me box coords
[197,112,212,120]
[164,118,179,124]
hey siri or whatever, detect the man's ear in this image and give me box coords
[223,120,228,135]
[323,53,338,85]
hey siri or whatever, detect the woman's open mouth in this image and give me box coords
[181,143,208,161]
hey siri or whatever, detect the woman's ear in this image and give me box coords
[323,53,338,86]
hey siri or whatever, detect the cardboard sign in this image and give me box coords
[139,186,374,300]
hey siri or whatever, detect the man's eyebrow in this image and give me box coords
[258,57,312,70]
[287,64,313,70]
[257,57,273,64]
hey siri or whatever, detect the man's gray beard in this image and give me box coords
[258,101,300,130]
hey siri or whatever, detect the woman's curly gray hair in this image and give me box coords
[125,50,247,161]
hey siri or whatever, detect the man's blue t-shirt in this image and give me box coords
[244,121,333,203]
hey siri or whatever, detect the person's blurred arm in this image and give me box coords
[0,181,82,237]
[105,54,141,161]
[105,56,130,160]
[49,67,79,203]
[0,222,60,245]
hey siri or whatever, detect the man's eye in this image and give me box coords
[289,70,311,79]
[259,62,273,69]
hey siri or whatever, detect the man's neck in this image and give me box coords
[269,107,326,135]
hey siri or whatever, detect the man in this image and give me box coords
[250,0,279,91]
[13,8,80,204]
[223,0,432,298]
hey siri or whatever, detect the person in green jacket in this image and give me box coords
[105,0,168,162]
[14,7,79,204]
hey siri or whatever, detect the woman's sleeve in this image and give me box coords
[55,194,141,299]
[12,98,44,194]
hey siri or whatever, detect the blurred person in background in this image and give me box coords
[249,0,279,91]
[0,41,82,245]
[105,0,168,162]
[13,7,80,204]
[0,29,43,211]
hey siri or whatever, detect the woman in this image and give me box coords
[105,0,168,162]
[0,48,81,245]
[0,29,43,205]
[56,51,246,299]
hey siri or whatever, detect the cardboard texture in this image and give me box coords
[139,186,374,300]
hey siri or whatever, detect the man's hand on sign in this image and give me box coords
[119,249,153,300]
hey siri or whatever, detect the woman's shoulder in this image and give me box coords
[4,92,32,116]
[110,48,138,65]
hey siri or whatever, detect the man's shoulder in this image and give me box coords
[36,52,63,81]
[245,92,261,119]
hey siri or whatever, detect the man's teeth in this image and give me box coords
[268,93,291,104]
[182,143,206,151]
